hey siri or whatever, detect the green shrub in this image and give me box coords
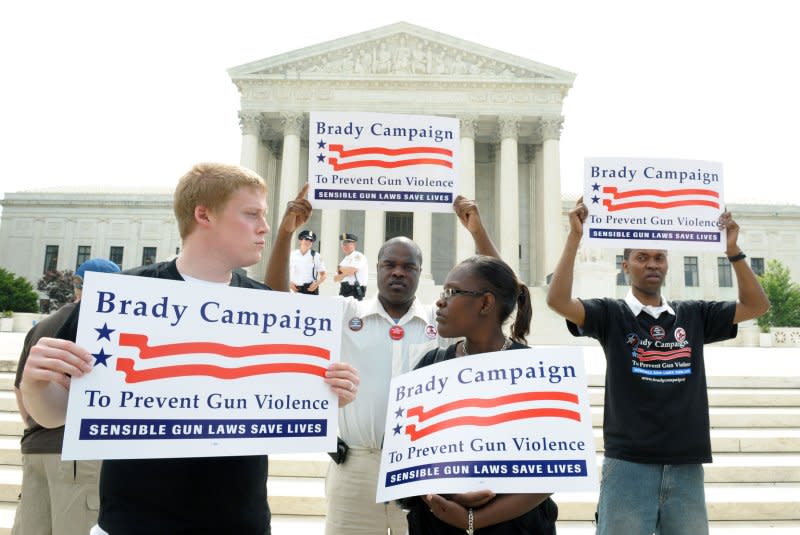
[0,268,40,312]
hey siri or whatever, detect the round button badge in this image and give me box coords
[389,325,405,340]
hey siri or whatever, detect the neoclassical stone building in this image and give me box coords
[2,22,799,343]
[228,22,575,291]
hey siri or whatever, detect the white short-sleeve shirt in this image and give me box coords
[337,296,448,449]
[289,248,326,285]
[338,250,369,286]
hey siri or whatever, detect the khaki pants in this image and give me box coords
[325,448,407,535]
[12,454,100,535]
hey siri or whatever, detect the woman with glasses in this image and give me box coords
[402,255,558,535]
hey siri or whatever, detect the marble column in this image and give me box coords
[278,112,304,222]
[456,115,477,262]
[364,210,385,289]
[539,116,564,282]
[238,111,262,173]
[496,116,521,274]
[533,145,545,285]
[320,208,341,296]
[414,211,433,279]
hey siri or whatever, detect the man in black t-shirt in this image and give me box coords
[546,198,769,535]
[20,164,360,535]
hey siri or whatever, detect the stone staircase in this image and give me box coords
[1,332,799,534]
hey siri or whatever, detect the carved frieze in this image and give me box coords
[253,33,554,81]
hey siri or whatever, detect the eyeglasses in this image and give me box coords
[439,287,487,301]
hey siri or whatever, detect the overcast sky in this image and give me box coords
[1,0,797,207]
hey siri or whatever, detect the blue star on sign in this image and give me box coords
[316,153,325,163]
[95,322,115,341]
[393,424,402,435]
[592,182,601,191]
[317,139,326,149]
[92,348,112,367]
[591,195,600,204]
[395,406,404,418]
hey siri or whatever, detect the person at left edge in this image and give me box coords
[19,164,359,535]
[290,229,327,295]
[269,195,500,535]
[12,258,120,535]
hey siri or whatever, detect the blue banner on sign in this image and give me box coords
[79,419,327,440]
[589,227,720,242]
[385,459,587,487]
[315,189,452,203]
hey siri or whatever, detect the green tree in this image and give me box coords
[37,269,76,311]
[757,259,800,331]
[0,268,40,312]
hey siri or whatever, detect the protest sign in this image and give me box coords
[62,272,342,460]
[308,111,459,211]
[584,157,725,250]
[376,346,597,502]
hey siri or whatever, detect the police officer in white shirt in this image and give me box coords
[334,233,368,300]
[290,229,327,295]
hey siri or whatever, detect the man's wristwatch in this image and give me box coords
[466,507,474,534]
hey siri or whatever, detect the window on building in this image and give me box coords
[751,257,765,277]
[385,212,413,240]
[684,256,699,287]
[717,257,733,287]
[615,255,628,286]
[43,245,59,273]
[142,247,157,266]
[76,246,91,269]
[109,246,124,268]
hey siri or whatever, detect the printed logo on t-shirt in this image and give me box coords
[629,327,693,384]
[649,325,666,340]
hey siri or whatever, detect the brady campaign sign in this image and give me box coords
[308,111,459,212]
[376,347,597,502]
[583,157,725,251]
[62,272,343,460]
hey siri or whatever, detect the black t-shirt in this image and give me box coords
[568,298,737,464]
[403,341,558,535]
[56,259,272,535]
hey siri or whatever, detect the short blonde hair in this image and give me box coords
[173,163,267,239]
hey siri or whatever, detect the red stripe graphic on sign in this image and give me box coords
[329,144,453,158]
[601,186,720,211]
[406,391,579,422]
[326,144,453,171]
[403,391,582,441]
[114,333,330,383]
[116,358,327,383]
[405,408,581,441]
[118,333,330,360]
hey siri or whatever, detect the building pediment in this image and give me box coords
[229,22,575,86]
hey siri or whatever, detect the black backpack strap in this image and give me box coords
[431,347,448,364]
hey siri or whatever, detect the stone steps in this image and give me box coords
[1,336,799,532]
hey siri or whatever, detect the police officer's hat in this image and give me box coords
[340,233,358,243]
[298,230,316,242]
